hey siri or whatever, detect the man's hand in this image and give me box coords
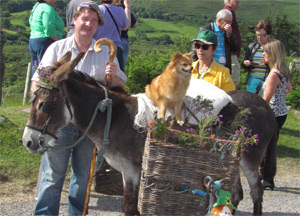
[105,61,125,88]
[224,24,232,36]
[105,61,117,80]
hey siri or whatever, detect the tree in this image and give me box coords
[172,35,191,54]
[2,18,11,29]
[5,0,21,13]
[270,14,299,56]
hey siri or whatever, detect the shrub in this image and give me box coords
[0,11,10,17]
[125,51,172,93]
[286,86,300,110]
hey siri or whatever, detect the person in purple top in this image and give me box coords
[94,0,131,72]
[224,0,241,87]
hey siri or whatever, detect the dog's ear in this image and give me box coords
[173,51,182,60]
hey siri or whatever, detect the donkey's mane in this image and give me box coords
[70,70,130,96]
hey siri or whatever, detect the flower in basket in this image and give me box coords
[32,60,53,86]
[178,128,200,147]
[229,108,259,154]
[147,118,167,141]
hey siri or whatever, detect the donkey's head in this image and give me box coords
[22,52,85,153]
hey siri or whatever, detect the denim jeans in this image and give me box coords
[121,37,129,71]
[116,46,124,73]
[29,37,55,76]
[34,123,95,216]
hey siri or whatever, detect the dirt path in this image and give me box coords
[1,162,299,215]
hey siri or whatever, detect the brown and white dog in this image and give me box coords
[145,52,193,125]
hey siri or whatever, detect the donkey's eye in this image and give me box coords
[38,102,45,112]
[38,101,55,114]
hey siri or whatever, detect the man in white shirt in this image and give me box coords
[31,1,127,215]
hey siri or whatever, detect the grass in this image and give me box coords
[277,110,300,159]
[129,18,197,39]
[10,11,31,31]
[0,97,41,184]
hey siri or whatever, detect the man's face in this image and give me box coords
[74,9,99,38]
[218,14,232,31]
[229,0,240,10]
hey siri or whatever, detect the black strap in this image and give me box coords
[104,5,121,38]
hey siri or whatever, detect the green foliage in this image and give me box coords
[286,86,300,110]
[172,34,192,54]
[0,10,10,18]
[1,17,11,29]
[178,128,199,148]
[267,14,300,56]
[125,51,172,93]
[148,118,168,141]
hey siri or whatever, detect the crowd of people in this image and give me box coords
[0,0,293,214]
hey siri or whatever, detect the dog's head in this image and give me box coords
[169,51,193,75]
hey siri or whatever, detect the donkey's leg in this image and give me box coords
[231,170,243,212]
[240,159,264,216]
[122,168,141,215]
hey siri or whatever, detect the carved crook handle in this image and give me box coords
[94,38,117,84]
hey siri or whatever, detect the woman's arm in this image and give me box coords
[286,80,292,94]
[263,72,281,104]
[122,0,131,30]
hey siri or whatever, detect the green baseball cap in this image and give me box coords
[192,30,218,45]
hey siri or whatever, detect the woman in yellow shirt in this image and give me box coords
[191,30,235,92]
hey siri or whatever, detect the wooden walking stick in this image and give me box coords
[94,38,117,86]
[82,145,97,216]
[82,38,117,216]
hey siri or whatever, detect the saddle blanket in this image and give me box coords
[133,79,233,129]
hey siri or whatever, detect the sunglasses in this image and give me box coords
[194,43,210,50]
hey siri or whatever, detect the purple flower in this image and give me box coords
[186,128,190,132]
[253,134,259,143]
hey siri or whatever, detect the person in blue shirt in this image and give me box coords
[192,9,237,73]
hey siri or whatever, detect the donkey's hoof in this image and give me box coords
[262,180,275,190]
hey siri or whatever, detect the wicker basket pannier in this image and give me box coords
[138,133,240,215]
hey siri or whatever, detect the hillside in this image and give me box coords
[131,0,300,25]
[1,0,299,100]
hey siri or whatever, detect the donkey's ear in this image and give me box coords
[57,51,72,65]
[50,52,85,83]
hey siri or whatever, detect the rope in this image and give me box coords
[81,83,112,216]
[206,180,222,216]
